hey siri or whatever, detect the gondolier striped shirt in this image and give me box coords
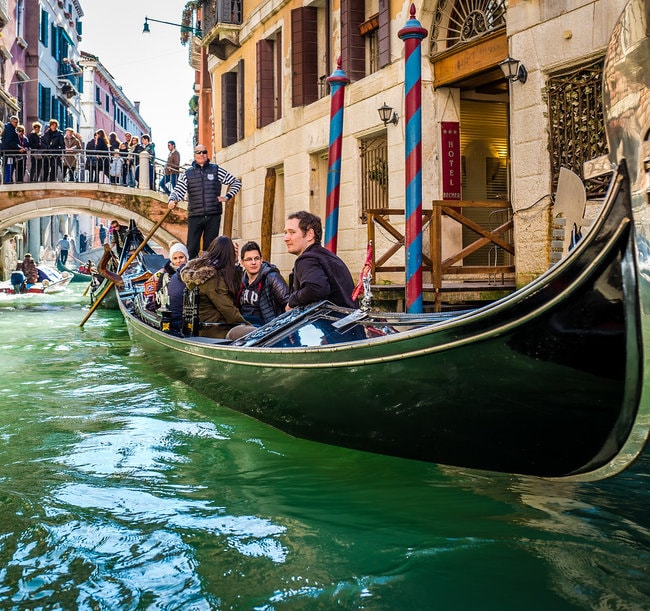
[168,164,241,204]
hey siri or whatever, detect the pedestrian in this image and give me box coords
[159,140,180,194]
[79,232,87,254]
[41,119,65,181]
[99,223,107,245]
[57,234,71,265]
[27,122,43,182]
[119,131,132,185]
[167,144,242,259]
[1,115,24,183]
[63,127,82,182]
[15,124,29,183]
[284,211,357,309]
[141,134,156,190]
[109,151,123,184]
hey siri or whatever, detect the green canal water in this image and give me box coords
[0,286,649,609]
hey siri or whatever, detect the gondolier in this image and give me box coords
[167,144,242,259]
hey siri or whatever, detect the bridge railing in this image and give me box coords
[0,150,189,193]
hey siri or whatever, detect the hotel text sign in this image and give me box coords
[441,122,461,200]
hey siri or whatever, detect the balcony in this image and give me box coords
[202,0,243,60]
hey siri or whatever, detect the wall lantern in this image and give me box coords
[142,16,202,38]
[498,57,528,84]
[378,102,399,126]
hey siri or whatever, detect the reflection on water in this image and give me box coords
[0,290,649,608]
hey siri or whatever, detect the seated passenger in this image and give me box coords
[283,211,356,309]
[11,262,25,293]
[21,253,39,285]
[180,236,254,339]
[237,241,289,326]
[149,242,189,333]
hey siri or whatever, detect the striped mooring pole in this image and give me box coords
[324,57,349,253]
[398,4,428,313]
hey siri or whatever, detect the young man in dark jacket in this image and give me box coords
[283,211,356,310]
[167,144,242,258]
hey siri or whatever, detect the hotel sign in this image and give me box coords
[441,122,461,200]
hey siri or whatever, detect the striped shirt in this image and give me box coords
[168,163,242,203]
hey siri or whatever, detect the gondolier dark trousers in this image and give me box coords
[187,214,221,259]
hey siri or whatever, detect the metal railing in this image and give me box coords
[0,150,187,192]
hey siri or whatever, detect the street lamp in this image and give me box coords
[377,102,399,126]
[499,57,527,84]
[142,16,202,38]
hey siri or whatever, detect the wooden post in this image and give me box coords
[261,167,276,261]
[223,199,234,238]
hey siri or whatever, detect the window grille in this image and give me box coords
[360,136,388,218]
[545,57,609,199]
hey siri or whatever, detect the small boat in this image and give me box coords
[111,0,650,481]
[0,264,72,294]
[56,256,93,283]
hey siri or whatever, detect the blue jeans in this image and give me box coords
[159,174,178,194]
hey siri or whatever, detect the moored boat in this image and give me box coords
[56,256,93,283]
[107,0,650,481]
[114,160,649,481]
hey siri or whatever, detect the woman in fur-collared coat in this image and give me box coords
[180,236,249,338]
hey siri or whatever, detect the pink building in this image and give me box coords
[79,51,150,146]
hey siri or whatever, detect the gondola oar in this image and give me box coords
[79,209,172,327]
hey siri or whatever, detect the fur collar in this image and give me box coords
[180,262,216,287]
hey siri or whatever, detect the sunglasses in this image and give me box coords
[194,150,208,155]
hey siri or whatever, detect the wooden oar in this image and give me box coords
[79,209,171,327]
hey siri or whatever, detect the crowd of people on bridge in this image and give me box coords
[0,116,181,190]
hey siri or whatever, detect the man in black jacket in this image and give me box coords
[284,211,356,310]
[1,116,24,183]
[167,144,242,258]
[41,119,65,181]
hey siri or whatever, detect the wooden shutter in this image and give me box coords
[238,59,245,141]
[291,7,318,107]
[221,72,238,147]
[257,39,275,127]
[378,0,390,69]
[341,0,365,81]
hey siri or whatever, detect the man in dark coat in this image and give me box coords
[1,116,25,183]
[283,211,356,310]
[41,119,65,181]
[167,143,242,258]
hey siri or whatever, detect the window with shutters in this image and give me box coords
[38,84,51,121]
[221,59,244,147]
[39,8,48,46]
[341,0,390,81]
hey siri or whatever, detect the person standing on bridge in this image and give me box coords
[42,119,65,182]
[159,141,180,195]
[28,122,43,182]
[1,115,25,183]
[167,144,242,259]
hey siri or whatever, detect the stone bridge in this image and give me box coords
[0,183,189,249]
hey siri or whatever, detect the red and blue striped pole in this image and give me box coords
[324,57,349,253]
[398,4,428,313]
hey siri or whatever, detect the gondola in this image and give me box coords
[112,0,650,481]
[114,160,648,481]
[56,256,93,283]
[89,220,166,309]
